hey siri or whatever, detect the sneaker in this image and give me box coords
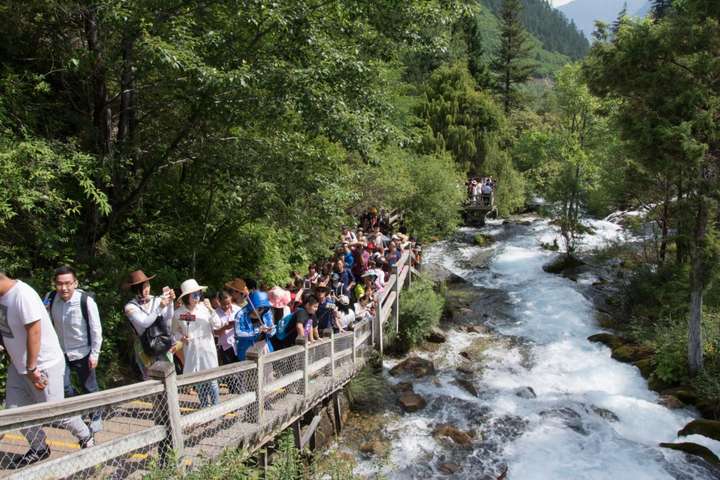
[79,435,95,449]
[14,446,51,467]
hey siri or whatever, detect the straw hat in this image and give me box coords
[123,270,156,289]
[267,286,291,309]
[178,279,207,299]
[224,278,247,293]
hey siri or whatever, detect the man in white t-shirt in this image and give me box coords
[0,271,94,467]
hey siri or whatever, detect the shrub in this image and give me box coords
[397,276,445,352]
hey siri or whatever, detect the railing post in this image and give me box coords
[351,326,357,368]
[330,329,336,383]
[148,360,184,464]
[392,265,400,334]
[375,301,384,358]
[246,351,264,423]
[296,337,309,400]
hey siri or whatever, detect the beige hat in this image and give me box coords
[178,279,207,299]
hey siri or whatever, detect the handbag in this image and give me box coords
[140,315,173,356]
[128,298,173,357]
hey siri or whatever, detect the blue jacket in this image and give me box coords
[234,306,275,361]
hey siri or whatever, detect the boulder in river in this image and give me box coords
[426,327,447,343]
[439,462,462,475]
[678,419,720,442]
[590,406,620,422]
[454,377,479,397]
[360,439,388,457]
[659,442,720,467]
[398,391,427,412]
[661,386,699,405]
[513,386,537,399]
[587,333,627,350]
[543,254,584,274]
[658,395,685,410]
[633,358,654,378]
[390,356,435,378]
[432,423,475,446]
[611,344,654,363]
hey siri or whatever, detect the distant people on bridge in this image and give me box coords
[123,270,176,380]
[173,279,224,407]
[213,290,239,366]
[45,265,103,434]
[0,270,95,467]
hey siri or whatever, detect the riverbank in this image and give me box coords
[329,215,720,479]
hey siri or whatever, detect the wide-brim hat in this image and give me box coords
[179,279,207,299]
[337,295,350,306]
[268,286,291,309]
[224,278,247,293]
[123,270,156,289]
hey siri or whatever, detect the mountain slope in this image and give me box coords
[481,0,589,59]
[559,0,646,39]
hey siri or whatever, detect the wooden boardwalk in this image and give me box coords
[0,253,415,479]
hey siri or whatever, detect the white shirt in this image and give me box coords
[49,290,102,362]
[124,296,174,336]
[215,304,240,352]
[173,302,223,373]
[0,280,64,374]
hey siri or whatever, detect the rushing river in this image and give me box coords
[354,217,720,480]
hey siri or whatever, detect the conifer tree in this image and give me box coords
[652,0,673,19]
[491,0,536,114]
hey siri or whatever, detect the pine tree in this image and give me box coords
[491,0,536,114]
[611,3,629,36]
[652,0,673,19]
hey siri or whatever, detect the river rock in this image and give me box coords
[611,344,654,363]
[456,362,475,375]
[587,333,627,350]
[433,424,475,446]
[658,395,685,409]
[678,419,720,441]
[661,386,699,405]
[454,377,479,397]
[360,439,388,457]
[659,442,720,466]
[513,386,537,399]
[590,406,620,422]
[392,382,414,394]
[543,254,585,274]
[439,463,462,475]
[399,392,427,412]
[466,324,490,334]
[427,327,447,343]
[633,358,654,378]
[390,356,435,378]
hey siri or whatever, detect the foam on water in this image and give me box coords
[355,219,719,479]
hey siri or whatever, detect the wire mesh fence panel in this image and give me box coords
[261,349,305,425]
[178,363,258,467]
[333,333,354,381]
[0,387,167,480]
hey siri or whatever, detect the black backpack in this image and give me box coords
[45,289,95,347]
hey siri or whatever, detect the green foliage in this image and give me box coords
[652,317,690,384]
[346,366,388,411]
[397,276,445,351]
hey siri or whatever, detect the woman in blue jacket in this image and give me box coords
[234,290,275,360]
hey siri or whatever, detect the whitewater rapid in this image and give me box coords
[356,217,720,480]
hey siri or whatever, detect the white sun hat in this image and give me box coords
[178,279,207,299]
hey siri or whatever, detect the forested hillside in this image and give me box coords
[481,0,589,59]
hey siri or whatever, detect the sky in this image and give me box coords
[551,0,574,6]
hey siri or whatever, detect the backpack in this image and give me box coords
[274,313,296,341]
[45,289,95,347]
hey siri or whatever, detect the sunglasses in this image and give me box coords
[191,292,203,301]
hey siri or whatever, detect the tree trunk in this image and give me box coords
[687,194,708,375]
[659,178,670,264]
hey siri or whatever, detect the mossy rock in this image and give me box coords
[659,442,720,466]
[587,333,627,350]
[611,344,654,363]
[662,386,699,405]
[473,234,495,247]
[678,419,720,442]
[633,358,654,378]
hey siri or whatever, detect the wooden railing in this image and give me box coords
[0,251,418,479]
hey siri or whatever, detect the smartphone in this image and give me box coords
[303,279,311,290]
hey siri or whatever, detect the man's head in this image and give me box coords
[304,295,319,315]
[54,265,78,302]
[0,270,13,296]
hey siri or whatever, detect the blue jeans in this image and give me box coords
[198,380,220,408]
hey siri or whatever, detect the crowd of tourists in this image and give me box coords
[467,176,496,204]
[0,208,419,467]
